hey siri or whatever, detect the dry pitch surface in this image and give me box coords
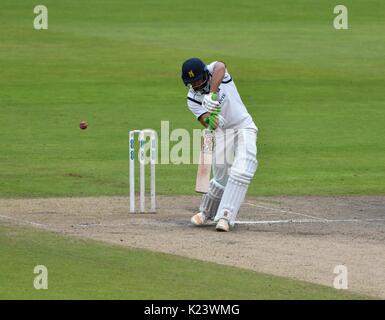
[1,195,384,298]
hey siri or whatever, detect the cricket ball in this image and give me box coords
[79,120,88,130]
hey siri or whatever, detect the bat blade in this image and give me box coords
[195,129,214,193]
[195,153,212,193]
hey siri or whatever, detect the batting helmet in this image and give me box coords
[181,58,208,86]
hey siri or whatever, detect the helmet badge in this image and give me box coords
[188,70,195,78]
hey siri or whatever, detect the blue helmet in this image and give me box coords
[181,58,209,88]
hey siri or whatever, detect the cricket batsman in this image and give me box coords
[181,58,258,232]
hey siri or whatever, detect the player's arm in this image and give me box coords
[209,61,226,93]
[202,62,225,113]
[198,112,219,130]
[198,113,210,128]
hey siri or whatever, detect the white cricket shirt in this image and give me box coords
[186,61,257,130]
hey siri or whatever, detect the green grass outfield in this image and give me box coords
[0,0,383,300]
[0,223,369,299]
[0,0,384,197]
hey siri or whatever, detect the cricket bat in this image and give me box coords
[195,93,218,193]
[195,129,214,193]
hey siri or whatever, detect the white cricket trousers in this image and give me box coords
[212,127,258,225]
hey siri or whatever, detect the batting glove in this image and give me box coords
[202,93,220,112]
[204,112,220,130]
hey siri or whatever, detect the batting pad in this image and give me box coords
[214,157,257,226]
[199,179,225,218]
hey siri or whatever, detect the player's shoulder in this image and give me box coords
[206,60,228,74]
[206,61,232,82]
[205,61,218,75]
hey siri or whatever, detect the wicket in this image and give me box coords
[129,129,157,213]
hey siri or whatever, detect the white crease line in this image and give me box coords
[236,219,316,225]
[0,213,48,229]
[1,213,384,230]
[235,218,385,225]
[244,202,328,221]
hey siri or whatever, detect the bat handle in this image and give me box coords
[205,113,217,131]
[204,93,219,130]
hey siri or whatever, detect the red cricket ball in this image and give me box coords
[79,120,88,130]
